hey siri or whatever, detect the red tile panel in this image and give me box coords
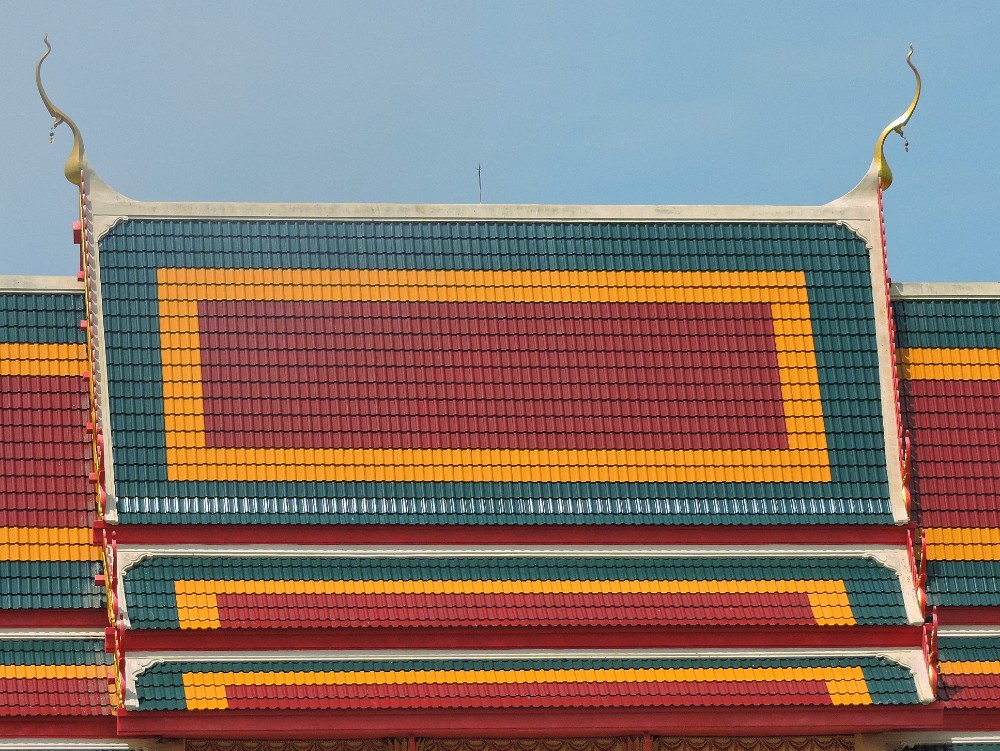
[198,299,787,451]
[938,671,1000,709]
[0,375,91,528]
[902,379,1000,527]
[214,590,820,629]
[0,677,110,716]
[222,680,834,711]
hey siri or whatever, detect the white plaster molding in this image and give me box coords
[0,629,104,638]
[0,276,82,293]
[84,168,132,243]
[85,155,879,233]
[116,560,130,630]
[84,172,119,514]
[891,282,1000,300]
[116,542,914,570]
[861,549,925,625]
[938,626,1000,637]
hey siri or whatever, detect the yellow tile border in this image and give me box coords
[938,660,1000,675]
[0,342,86,377]
[898,348,1000,381]
[924,527,1000,561]
[173,577,854,630]
[0,526,97,561]
[157,268,830,484]
[181,664,871,710]
[0,663,110,680]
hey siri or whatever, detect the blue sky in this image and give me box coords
[1,2,998,281]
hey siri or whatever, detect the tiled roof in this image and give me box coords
[936,635,1000,708]
[98,219,895,526]
[0,636,113,716]
[130,654,920,711]
[894,297,1000,607]
[0,292,103,613]
[120,554,910,631]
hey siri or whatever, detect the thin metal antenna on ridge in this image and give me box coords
[477,164,483,204]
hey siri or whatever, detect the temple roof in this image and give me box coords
[20,40,1000,746]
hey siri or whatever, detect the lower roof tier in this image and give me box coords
[126,651,929,712]
[0,634,113,719]
[118,550,920,633]
[893,295,1000,608]
[937,631,1000,709]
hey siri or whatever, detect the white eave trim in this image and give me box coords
[938,626,1000,637]
[891,282,1000,300]
[83,157,880,243]
[0,275,82,294]
[0,629,104,638]
[116,542,912,558]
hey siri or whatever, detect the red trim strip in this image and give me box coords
[943,708,1000,731]
[115,705,945,739]
[0,609,108,628]
[112,524,911,546]
[936,607,1000,626]
[124,625,925,652]
[0,716,117,738]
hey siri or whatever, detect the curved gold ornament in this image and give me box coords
[36,35,85,186]
[874,45,921,191]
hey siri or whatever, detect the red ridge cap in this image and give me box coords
[112,524,911,546]
[125,625,925,652]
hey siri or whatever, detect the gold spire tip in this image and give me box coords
[874,45,921,191]
[36,35,86,187]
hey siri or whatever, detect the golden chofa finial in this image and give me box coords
[874,45,921,191]
[36,35,85,186]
